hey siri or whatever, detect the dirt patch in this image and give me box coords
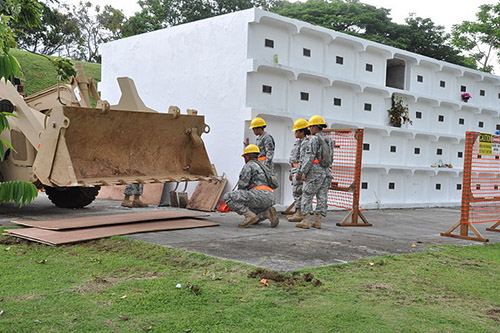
[486,308,500,322]
[363,283,392,291]
[248,268,322,288]
[73,273,163,294]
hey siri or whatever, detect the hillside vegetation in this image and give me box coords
[10,49,101,96]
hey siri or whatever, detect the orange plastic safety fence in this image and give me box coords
[460,132,500,224]
[312,129,364,211]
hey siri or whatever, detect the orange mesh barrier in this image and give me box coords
[441,132,500,242]
[318,129,371,226]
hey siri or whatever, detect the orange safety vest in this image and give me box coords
[253,185,274,192]
[257,156,267,161]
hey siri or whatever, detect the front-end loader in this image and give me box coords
[0,64,215,208]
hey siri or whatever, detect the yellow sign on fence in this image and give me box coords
[479,133,492,155]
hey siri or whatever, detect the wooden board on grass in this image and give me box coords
[11,210,208,230]
[4,218,219,245]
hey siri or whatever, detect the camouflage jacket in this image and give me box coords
[289,137,307,174]
[256,131,275,162]
[237,160,270,190]
[299,132,334,175]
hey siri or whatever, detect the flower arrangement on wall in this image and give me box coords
[461,93,471,102]
[387,94,412,127]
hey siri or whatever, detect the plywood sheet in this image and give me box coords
[4,219,219,245]
[11,210,208,230]
[187,179,227,212]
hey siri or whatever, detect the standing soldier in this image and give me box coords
[223,144,279,228]
[287,118,310,222]
[296,115,334,229]
[121,184,148,208]
[249,117,275,171]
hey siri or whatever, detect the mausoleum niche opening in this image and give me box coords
[385,58,405,90]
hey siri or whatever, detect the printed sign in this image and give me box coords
[493,135,500,155]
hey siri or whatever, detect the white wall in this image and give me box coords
[100,10,253,194]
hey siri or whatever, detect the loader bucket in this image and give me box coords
[32,106,215,187]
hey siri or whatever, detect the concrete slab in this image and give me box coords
[1,194,499,272]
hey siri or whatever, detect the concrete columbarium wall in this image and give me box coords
[100,8,500,208]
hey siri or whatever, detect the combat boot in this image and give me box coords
[121,195,133,208]
[287,209,305,222]
[238,210,259,228]
[264,207,279,228]
[295,213,312,229]
[312,214,322,229]
[132,195,148,208]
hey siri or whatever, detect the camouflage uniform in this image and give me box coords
[256,131,275,170]
[289,137,308,209]
[223,161,275,215]
[124,183,143,196]
[299,132,334,217]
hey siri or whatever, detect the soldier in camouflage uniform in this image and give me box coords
[121,184,148,208]
[287,118,310,222]
[296,115,334,229]
[223,144,279,228]
[249,117,275,171]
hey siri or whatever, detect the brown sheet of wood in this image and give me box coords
[4,219,219,245]
[11,210,209,230]
[187,179,227,212]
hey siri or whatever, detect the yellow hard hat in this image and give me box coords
[292,118,309,132]
[308,115,326,126]
[249,117,267,129]
[242,144,260,156]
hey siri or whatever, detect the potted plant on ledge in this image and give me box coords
[461,93,471,102]
[387,94,412,127]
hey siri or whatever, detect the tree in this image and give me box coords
[0,0,42,81]
[271,0,395,43]
[0,0,42,206]
[452,3,500,73]
[122,0,277,37]
[272,0,472,69]
[14,3,79,56]
[390,14,472,68]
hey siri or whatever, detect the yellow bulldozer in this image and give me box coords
[0,64,215,208]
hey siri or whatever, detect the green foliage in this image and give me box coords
[0,109,37,206]
[14,2,79,56]
[272,0,473,69]
[0,52,20,81]
[452,3,500,73]
[0,181,37,206]
[0,236,498,331]
[272,0,394,41]
[387,95,411,127]
[0,111,17,160]
[122,0,277,36]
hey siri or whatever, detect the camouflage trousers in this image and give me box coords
[291,174,303,209]
[223,188,275,215]
[301,167,332,217]
[124,183,143,196]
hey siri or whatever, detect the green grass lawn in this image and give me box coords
[0,230,499,332]
[10,49,101,96]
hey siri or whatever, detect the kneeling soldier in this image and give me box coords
[223,144,279,228]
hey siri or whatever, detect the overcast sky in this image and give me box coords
[71,0,495,32]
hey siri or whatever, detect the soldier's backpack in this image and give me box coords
[255,161,279,189]
[319,135,333,168]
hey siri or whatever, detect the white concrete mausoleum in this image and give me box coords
[99,8,500,209]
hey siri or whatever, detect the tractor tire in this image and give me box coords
[45,186,101,208]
